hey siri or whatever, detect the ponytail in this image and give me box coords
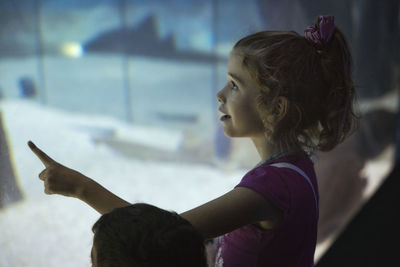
[308,16,358,151]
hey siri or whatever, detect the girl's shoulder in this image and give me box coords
[237,153,317,217]
[239,153,312,190]
[255,152,313,173]
[242,153,316,190]
[236,155,312,218]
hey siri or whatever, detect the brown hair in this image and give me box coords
[233,18,358,155]
[91,203,207,267]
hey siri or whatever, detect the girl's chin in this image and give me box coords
[222,127,238,138]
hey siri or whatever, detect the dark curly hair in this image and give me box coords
[233,17,359,155]
[91,203,207,267]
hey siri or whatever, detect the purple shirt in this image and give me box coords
[214,155,319,267]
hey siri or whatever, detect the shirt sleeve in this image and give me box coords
[234,165,290,216]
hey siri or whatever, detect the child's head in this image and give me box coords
[225,16,358,154]
[91,203,207,267]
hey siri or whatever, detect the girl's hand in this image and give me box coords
[28,141,88,198]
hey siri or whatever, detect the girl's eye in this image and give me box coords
[230,81,238,90]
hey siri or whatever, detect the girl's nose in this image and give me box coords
[216,90,225,103]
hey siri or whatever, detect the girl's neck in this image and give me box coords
[251,136,282,162]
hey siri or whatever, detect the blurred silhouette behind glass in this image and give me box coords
[316,108,397,242]
[18,76,37,99]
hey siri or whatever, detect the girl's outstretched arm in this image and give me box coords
[28,141,283,237]
[181,187,284,239]
[28,141,130,214]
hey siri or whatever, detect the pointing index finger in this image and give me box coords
[28,141,56,167]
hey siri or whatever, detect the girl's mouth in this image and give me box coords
[220,114,231,121]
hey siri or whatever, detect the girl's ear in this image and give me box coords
[264,97,288,124]
[274,96,289,121]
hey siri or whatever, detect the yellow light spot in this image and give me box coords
[60,42,84,58]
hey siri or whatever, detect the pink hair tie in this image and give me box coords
[304,15,335,47]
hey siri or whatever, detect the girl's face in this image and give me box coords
[217,51,265,138]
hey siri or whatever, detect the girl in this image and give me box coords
[28,15,357,267]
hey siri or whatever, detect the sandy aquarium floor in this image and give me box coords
[0,100,245,267]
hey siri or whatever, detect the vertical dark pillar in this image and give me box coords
[119,0,133,122]
[34,0,46,104]
[0,112,23,208]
